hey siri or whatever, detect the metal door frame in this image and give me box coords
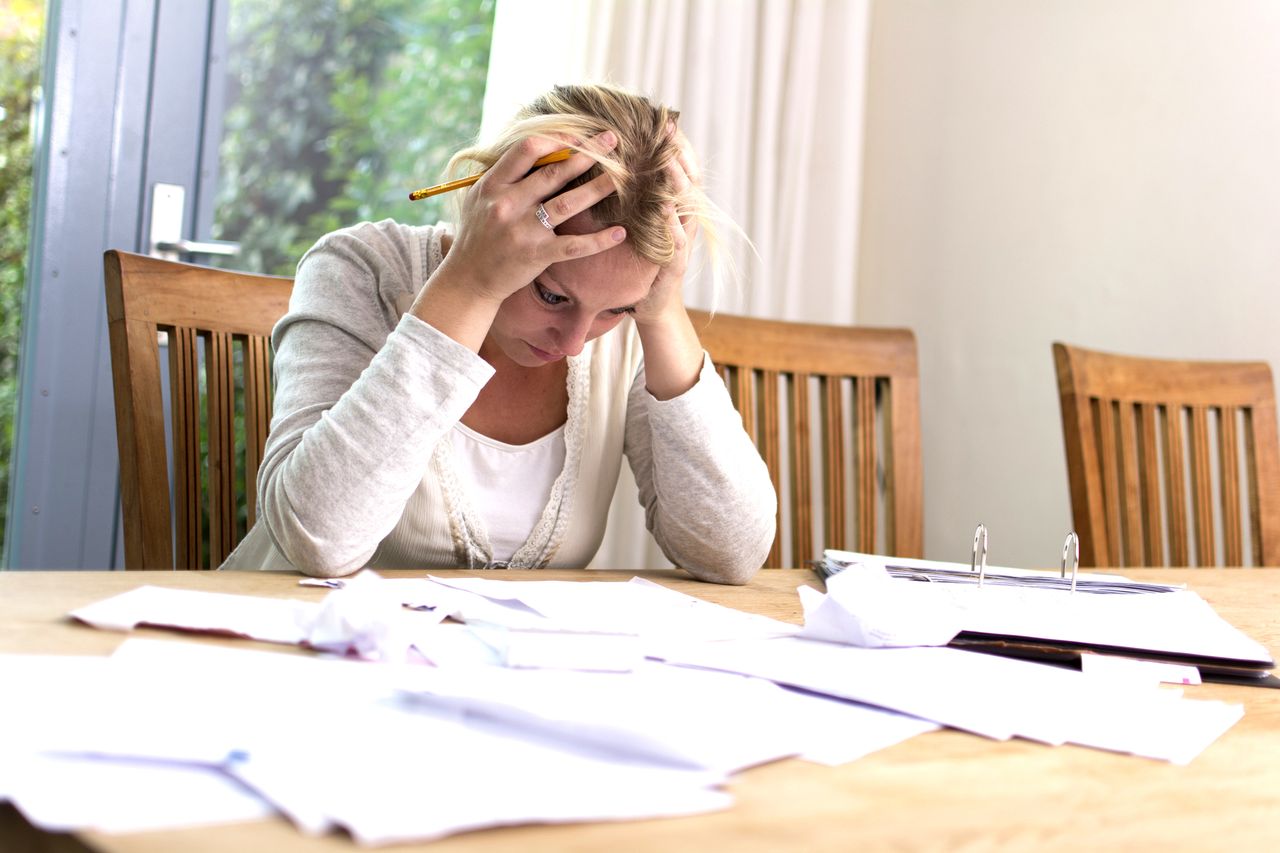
[4,0,228,569]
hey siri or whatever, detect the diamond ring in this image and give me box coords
[534,203,554,231]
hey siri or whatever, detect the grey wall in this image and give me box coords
[856,0,1280,567]
[5,0,221,568]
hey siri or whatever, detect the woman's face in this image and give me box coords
[486,214,657,369]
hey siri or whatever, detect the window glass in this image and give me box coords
[0,0,44,560]
[212,0,496,276]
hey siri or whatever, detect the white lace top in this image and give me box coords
[448,422,566,564]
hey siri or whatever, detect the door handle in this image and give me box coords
[153,238,241,256]
[149,182,241,261]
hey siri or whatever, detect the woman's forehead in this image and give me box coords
[543,242,657,306]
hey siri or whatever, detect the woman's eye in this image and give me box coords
[608,306,637,316]
[534,283,567,306]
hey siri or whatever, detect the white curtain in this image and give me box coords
[481,0,871,569]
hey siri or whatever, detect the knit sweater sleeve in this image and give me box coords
[256,222,493,577]
[624,354,777,584]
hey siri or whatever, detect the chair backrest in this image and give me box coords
[1053,341,1280,568]
[689,310,923,568]
[104,250,293,569]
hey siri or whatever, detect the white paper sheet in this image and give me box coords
[396,661,806,773]
[304,570,455,660]
[652,636,1243,762]
[423,575,798,641]
[466,624,644,671]
[0,653,277,834]
[67,575,797,667]
[796,567,963,647]
[1,640,736,844]
[1080,653,1202,686]
[69,585,318,644]
[766,687,940,766]
[5,753,274,834]
[228,705,732,846]
[67,577,456,662]
[954,583,1272,665]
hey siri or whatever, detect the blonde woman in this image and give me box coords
[222,83,776,583]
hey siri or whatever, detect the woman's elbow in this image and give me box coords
[260,495,371,578]
[682,516,776,585]
[271,528,368,578]
[695,561,760,586]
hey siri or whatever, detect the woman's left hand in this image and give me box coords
[631,129,700,328]
[631,128,707,400]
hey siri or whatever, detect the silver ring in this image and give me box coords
[534,203,554,231]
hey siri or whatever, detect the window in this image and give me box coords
[212,0,496,276]
[0,0,44,561]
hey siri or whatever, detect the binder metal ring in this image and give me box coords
[972,523,989,589]
[1061,532,1080,594]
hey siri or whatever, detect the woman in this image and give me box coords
[221,83,776,583]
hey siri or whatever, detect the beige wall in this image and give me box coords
[856,1,1280,566]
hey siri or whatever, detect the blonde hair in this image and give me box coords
[448,83,734,288]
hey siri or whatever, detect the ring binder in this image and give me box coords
[816,527,1276,682]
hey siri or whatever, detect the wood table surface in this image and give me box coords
[1,567,1277,853]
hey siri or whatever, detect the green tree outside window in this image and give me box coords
[213,0,496,276]
[0,0,44,561]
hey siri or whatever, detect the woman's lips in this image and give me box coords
[527,342,563,362]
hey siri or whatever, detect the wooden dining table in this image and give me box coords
[1,567,1277,852]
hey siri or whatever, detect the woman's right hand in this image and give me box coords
[409,132,624,352]
[437,132,626,306]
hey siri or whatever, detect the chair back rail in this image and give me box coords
[104,250,292,569]
[689,310,923,568]
[1053,341,1280,567]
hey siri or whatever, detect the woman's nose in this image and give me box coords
[551,317,592,356]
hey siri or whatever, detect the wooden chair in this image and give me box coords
[689,310,924,568]
[1053,342,1280,568]
[104,250,293,569]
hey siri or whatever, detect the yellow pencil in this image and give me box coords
[408,149,574,201]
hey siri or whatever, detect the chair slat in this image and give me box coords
[169,327,202,569]
[243,335,273,526]
[790,373,814,569]
[760,369,782,568]
[206,331,237,568]
[1137,402,1163,565]
[1244,409,1263,564]
[856,376,876,553]
[1219,406,1242,565]
[734,367,756,443]
[1188,406,1215,566]
[1250,401,1280,566]
[1163,405,1189,566]
[1094,399,1123,567]
[885,375,923,557]
[823,376,847,552]
[1117,401,1143,566]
